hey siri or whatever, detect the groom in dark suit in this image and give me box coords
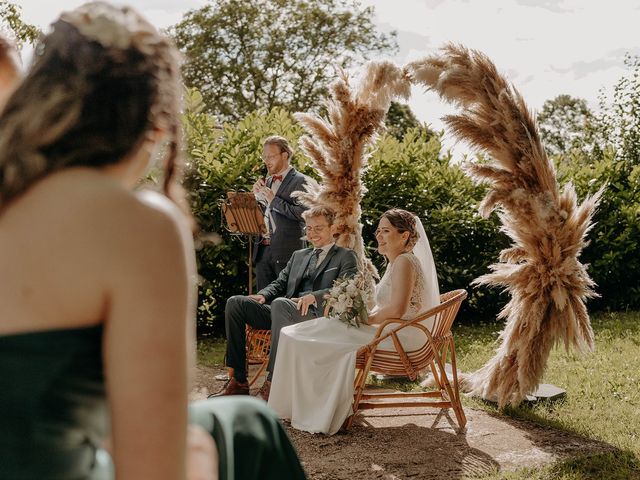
[252,136,309,291]
[218,206,358,398]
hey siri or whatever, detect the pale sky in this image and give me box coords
[13,0,640,160]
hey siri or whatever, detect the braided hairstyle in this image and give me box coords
[381,208,418,250]
[0,2,183,209]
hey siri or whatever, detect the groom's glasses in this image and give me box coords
[304,225,329,233]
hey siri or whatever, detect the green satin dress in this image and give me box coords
[0,325,306,480]
[0,325,111,479]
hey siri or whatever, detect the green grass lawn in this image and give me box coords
[454,311,640,480]
[197,311,640,479]
[196,335,226,366]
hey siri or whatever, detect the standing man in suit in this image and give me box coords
[217,207,358,399]
[252,136,308,291]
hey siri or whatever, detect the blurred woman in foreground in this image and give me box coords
[0,3,306,479]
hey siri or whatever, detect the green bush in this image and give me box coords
[361,129,509,320]
[182,90,310,333]
[556,148,640,310]
[183,92,634,332]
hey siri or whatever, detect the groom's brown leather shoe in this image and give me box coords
[254,380,271,402]
[209,377,249,397]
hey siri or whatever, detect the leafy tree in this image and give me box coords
[170,0,396,121]
[0,0,40,47]
[537,94,596,157]
[597,54,640,167]
[384,101,435,141]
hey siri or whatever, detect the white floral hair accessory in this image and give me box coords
[59,1,157,54]
[57,1,182,134]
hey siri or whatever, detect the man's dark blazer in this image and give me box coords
[258,245,358,308]
[253,167,308,262]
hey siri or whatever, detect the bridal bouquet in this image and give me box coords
[325,273,371,328]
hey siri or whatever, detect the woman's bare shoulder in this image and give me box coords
[395,252,416,266]
[12,169,189,250]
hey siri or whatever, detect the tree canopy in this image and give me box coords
[170,0,397,121]
[537,94,595,157]
[0,0,40,47]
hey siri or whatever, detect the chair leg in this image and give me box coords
[429,360,442,390]
[448,338,467,428]
[346,354,374,429]
[248,360,268,387]
[433,344,466,429]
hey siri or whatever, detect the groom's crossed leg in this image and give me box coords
[221,295,315,397]
[224,295,271,385]
[266,298,316,381]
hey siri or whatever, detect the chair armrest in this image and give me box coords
[365,316,430,350]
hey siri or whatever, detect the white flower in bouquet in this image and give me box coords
[324,273,371,328]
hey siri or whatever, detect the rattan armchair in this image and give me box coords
[346,289,468,429]
[245,326,271,386]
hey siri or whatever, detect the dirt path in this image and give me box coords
[192,364,614,479]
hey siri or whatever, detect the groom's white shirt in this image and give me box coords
[315,242,335,266]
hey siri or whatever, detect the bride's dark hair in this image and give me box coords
[0,3,183,210]
[382,208,418,248]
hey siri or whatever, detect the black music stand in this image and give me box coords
[222,192,267,294]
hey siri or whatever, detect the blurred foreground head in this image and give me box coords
[0,34,20,109]
[0,1,183,208]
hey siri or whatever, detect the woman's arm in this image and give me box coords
[367,255,416,325]
[103,193,196,480]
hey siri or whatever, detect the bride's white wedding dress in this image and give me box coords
[268,245,439,434]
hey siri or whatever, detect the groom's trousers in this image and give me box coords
[225,296,315,383]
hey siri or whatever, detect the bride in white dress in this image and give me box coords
[268,209,439,434]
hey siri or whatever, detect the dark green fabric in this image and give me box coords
[190,396,307,480]
[0,327,306,480]
[0,325,110,480]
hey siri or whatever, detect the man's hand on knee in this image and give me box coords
[295,294,316,316]
[248,294,266,304]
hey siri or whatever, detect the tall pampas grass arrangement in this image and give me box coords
[294,61,411,287]
[407,44,603,407]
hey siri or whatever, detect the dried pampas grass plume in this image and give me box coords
[294,61,411,286]
[407,44,603,407]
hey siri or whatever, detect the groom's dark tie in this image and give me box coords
[304,248,322,279]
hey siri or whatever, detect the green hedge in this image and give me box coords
[556,148,640,310]
[183,92,634,332]
[182,91,314,332]
[360,128,508,320]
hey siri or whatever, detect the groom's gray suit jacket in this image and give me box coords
[258,244,358,309]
